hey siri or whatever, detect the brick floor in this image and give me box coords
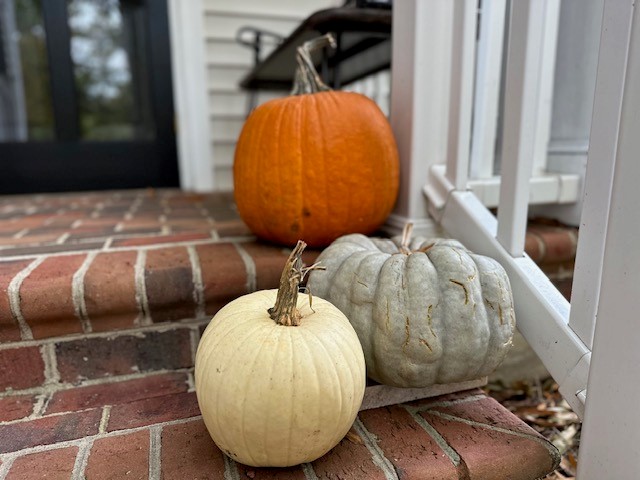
[0,190,574,478]
[0,385,559,479]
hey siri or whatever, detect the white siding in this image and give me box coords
[202,0,340,190]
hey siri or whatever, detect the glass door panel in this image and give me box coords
[68,0,154,140]
[0,0,55,141]
[0,0,178,194]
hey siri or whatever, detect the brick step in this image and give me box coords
[1,190,577,345]
[0,189,575,479]
[1,321,202,394]
[0,373,560,479]
[0,190,320,344]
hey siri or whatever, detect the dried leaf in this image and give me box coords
[345,429,364,445]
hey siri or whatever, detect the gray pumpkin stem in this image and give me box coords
[400,223,414,255]
[291,33,336,95]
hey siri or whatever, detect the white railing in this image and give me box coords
[390,0,639,477]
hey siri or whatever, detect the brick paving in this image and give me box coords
[0,383,560,479]
[0,189,576,478]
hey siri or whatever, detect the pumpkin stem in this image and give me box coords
[400,223,414,255]
[268,240,326,326]
[291,34,336,95]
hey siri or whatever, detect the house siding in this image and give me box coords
[202,0,340,190]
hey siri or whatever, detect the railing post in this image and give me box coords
[577,0,640,476]
[568,0,633,350]
[388,0,454,232]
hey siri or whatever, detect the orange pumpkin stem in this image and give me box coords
[291,34,336,95]
[268,240,325,326]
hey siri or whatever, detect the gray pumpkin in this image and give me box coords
[306,226,516,388]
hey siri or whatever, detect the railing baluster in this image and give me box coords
[469,0,507,180]
[531,0,561,176]
[496,0,547,257]
[445,0,477,191]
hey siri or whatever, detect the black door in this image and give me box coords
[0,0,178,194]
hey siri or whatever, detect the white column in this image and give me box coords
[388,0,454,232]
[168,0,216,191]
[577,0,640,476]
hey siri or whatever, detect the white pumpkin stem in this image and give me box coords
[400,223,414,254]
[268,240,326,326]
[291,34,336,95]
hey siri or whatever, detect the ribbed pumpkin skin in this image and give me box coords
[307,234,516,388]
[194,289,366,467]
[233,91,399,247]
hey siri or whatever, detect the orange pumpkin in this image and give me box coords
[233,35,399,248]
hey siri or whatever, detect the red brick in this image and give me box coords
[66,228,115,241]
[420,409,559,480]
[119,220,163,232]
[145,247,196,322]
[241,243,290,291]
[56,329,193,383]
[163,220,207,232]
[0,260,32,342]
[86,429,149,480]
[111,232,210,247]
[163,207,205,219]
[0,346,46,391]
[74,218,119,229]
[312,431,389,480]
[214,220,253,238]
[527,226,577,263]
[552,277,573,301]
[6,446,78,480]
[47,214,94,228]
[107,391,200,431]
[20,254,86,339]
[239,242,322,293]
[358,406,458,479]
[406,388,486,407]
[236,464,307,479]
[524,233,544,263]
[84,250,138,332]
[161,420,227,478]
[0,394,35,422]
[0,409,101,454]
[0,233,61,246]
[0,242,105,258]
[429,396,545,438]
[208,206,245,221]
[196,243,248,314]
[46,371,189,414]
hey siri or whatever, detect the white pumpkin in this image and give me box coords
[307,225,516,388]
[195,241,366,467]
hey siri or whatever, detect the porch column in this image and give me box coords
[387,0,454,234]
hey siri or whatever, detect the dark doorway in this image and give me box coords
[0,0,178,194]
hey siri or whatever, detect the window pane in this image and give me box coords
[68,0,155,140]
[0,0,55,142]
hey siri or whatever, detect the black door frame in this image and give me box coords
[0,0,179,194]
